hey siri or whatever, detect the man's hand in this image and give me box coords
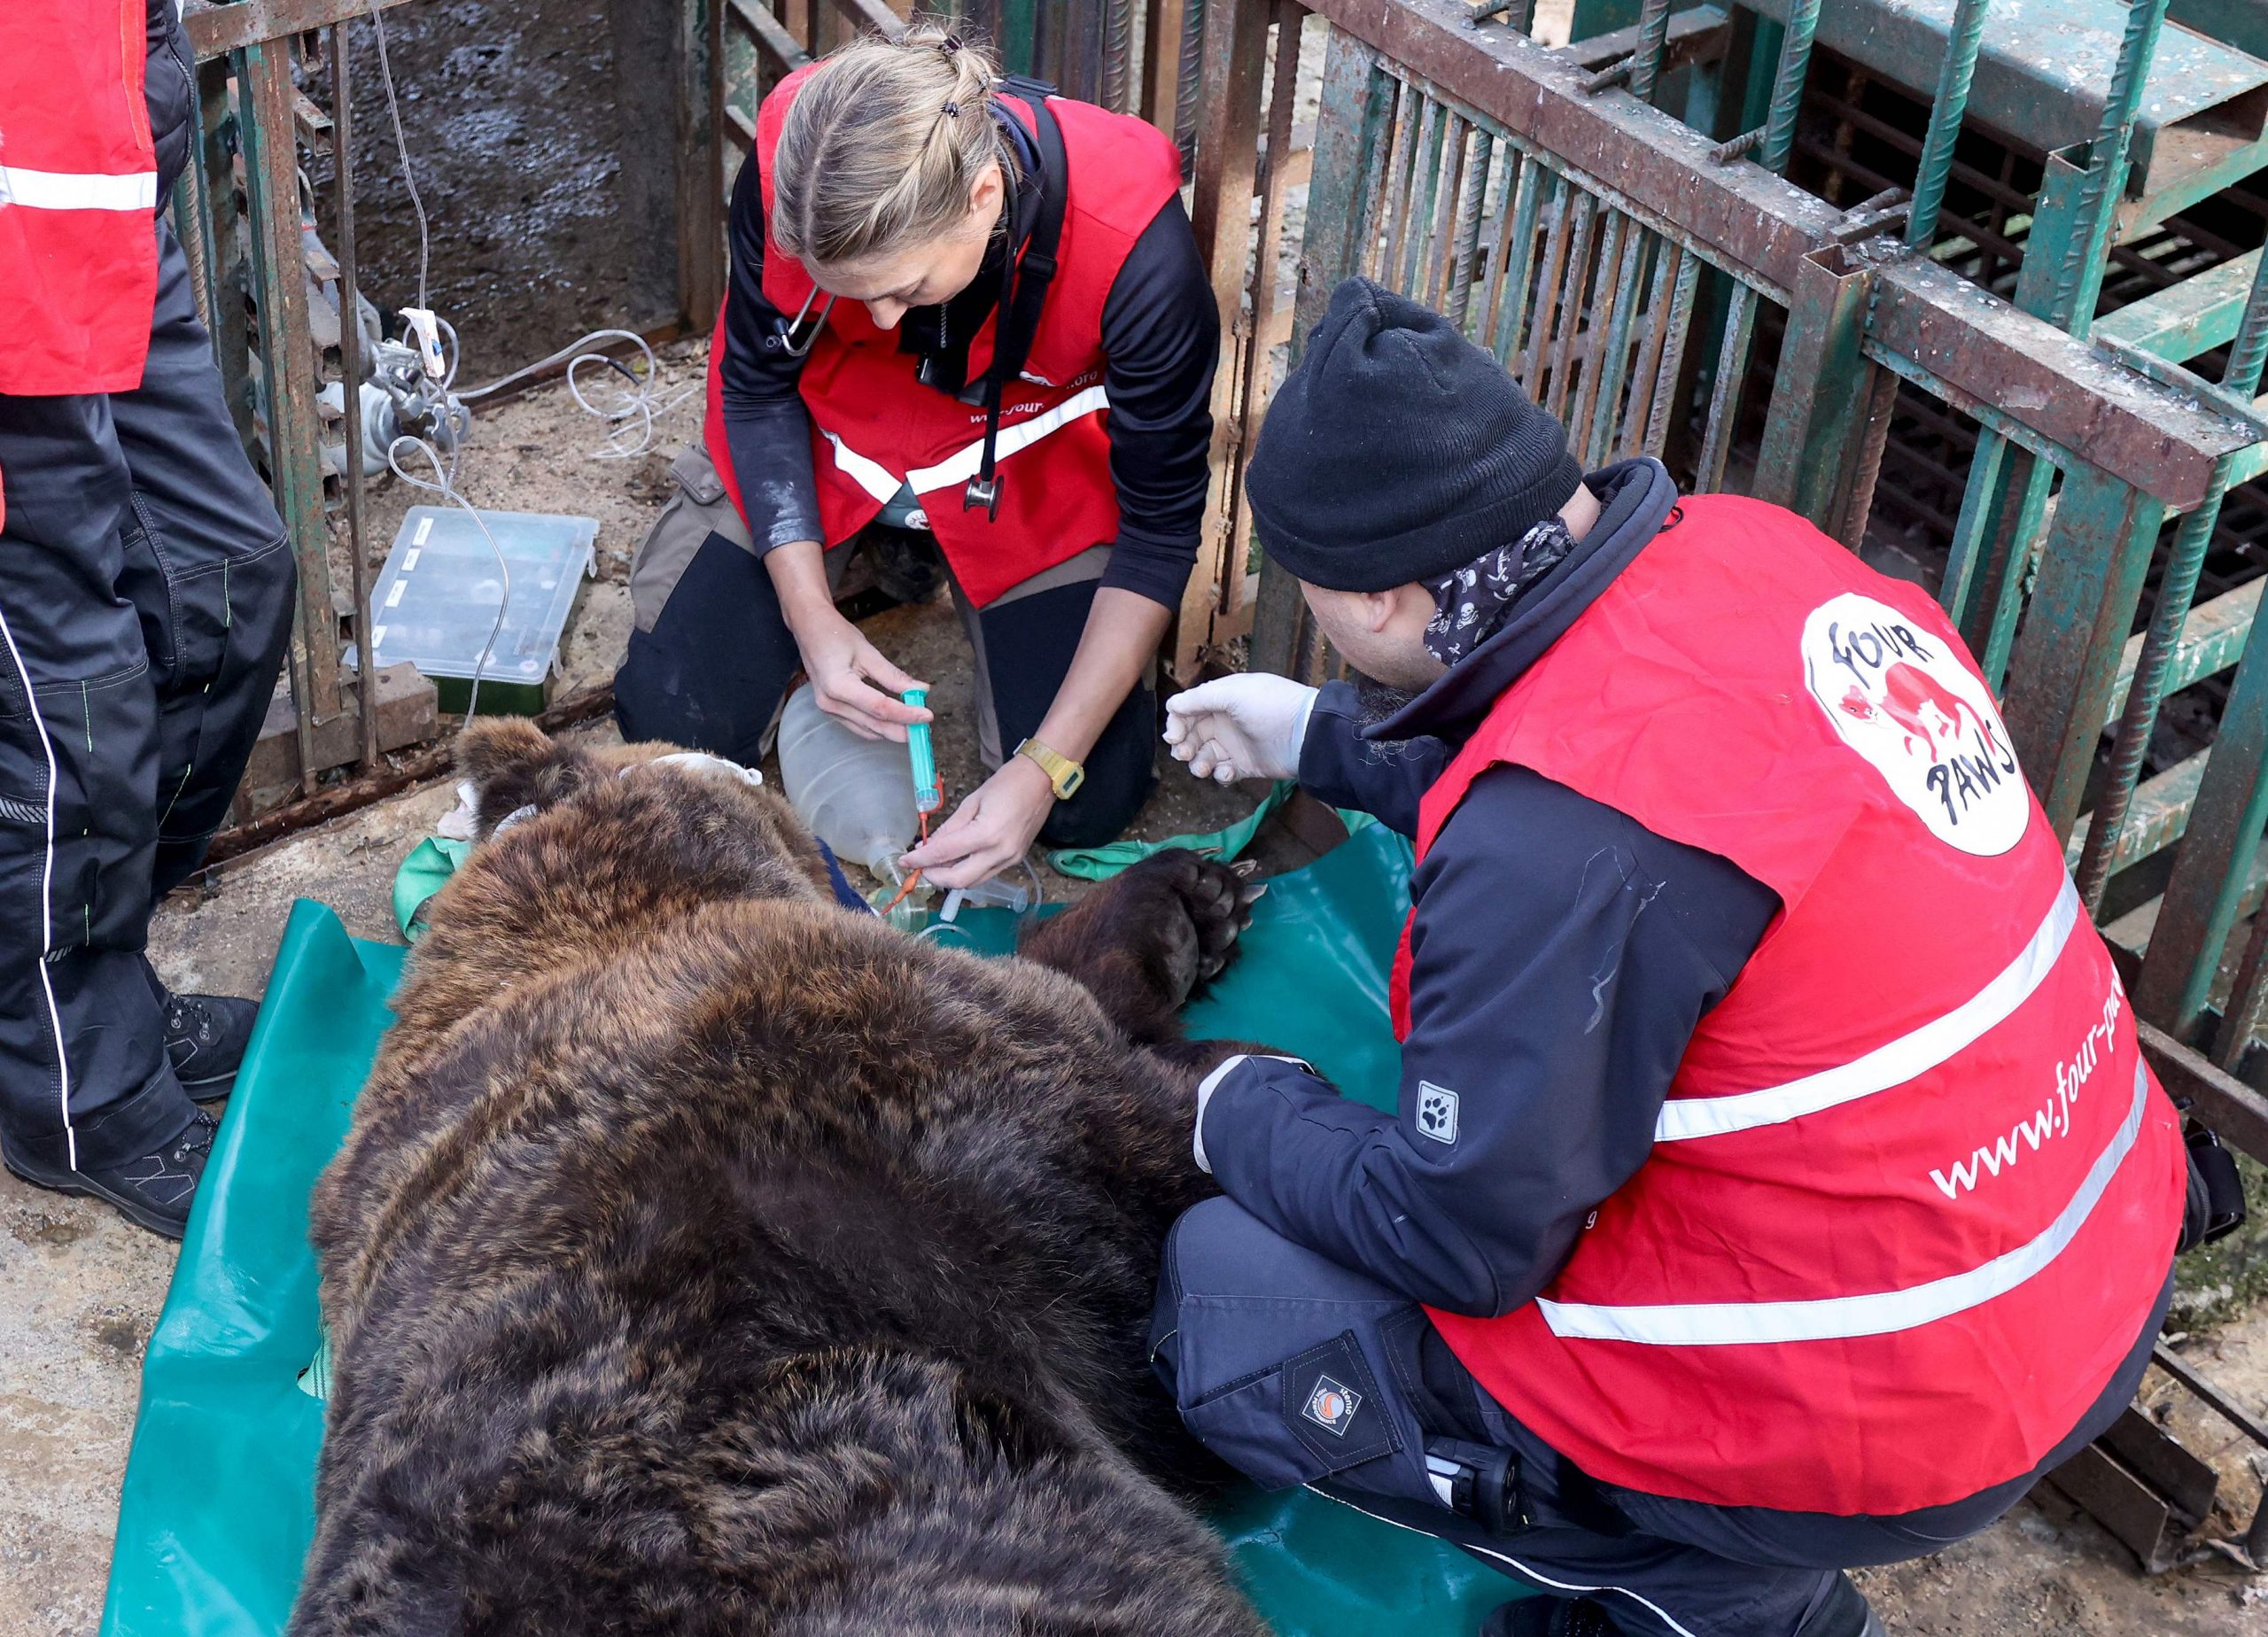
[899,752,1054,888]
[792,606,932,743]
[1163,674,1320,784]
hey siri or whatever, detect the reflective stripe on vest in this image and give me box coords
[1542,1056,2148,1346]
[820,383,1113,503]
[1653,874,2084,1143]
[0,165,157,211]
[0,0,161,393]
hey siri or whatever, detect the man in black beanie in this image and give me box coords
[1145,279,2184,1637]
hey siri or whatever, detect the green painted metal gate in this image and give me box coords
[1220,1,2268,1109]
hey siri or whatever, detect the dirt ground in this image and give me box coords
[309,0,683,383]
[7,365,2268,1636]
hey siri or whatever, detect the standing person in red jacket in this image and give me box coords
[1150,280,2194,1637]
[0,0,297,1235]
[614,26,1217,888]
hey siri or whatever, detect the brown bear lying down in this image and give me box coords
[291,721,1272,1635]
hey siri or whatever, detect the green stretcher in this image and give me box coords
[100,822,1524,1634]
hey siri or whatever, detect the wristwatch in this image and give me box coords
[1014,737,1085,799]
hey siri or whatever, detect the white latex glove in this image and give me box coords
[1162,674,1320,784]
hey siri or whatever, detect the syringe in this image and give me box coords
[904,687,942,814]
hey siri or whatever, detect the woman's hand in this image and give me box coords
[791,604,932,742]
[765,539,929,741]
[899,753,1054,888]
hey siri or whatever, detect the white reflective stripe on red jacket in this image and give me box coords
[0,165,158,211]
[1654,875,2085,1143]
[1541,1059,2149,1346]
[820,384,1113,503]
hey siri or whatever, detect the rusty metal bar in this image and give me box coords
[1627,0,1674,103]
[1567,208,1626,442]
[330,23,378,773]
[1837,363,1900,548]
[1401,97,1451,294]
[1298,1,2248,507]
[2046,0,2171,340]
[186,0,415,58]
[1211,0,1309,653]
[1101,0,1136,112]
[1754,244,1876,529]
[237,37,339,797]
[1940,430,2007,625]
[1696,283,1757,492]
[2079,250,2268,912]
[1425,112,1472,312]
[2002,468,2167,839]
[1183,0,1275,679]
[1177,0,1210,165]
[1489,155,1546,362]
[1380,79,1427,286]
[827,0,905,39]
[1646,248,1704,457]
[1542,192,1598,423]
[1477,144,1524,343]
[1524,182,1578,398]
[1755,0,1819,177]
[1904,0,1991,252]
[2214,891,2268,1068]
[1145,0,1192,139]
[1583,220,1647,465]
[1623,238,1682,458]
[1443,126,1491,325]
[729,0,812,72]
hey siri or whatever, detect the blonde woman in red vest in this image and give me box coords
[617,27,1216,888]
[1152,281,2201,1637]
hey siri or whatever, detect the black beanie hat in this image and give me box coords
[1245,277,1583,593]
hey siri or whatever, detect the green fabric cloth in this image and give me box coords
[102,826,1524,1634]
[1048,780,1375,881]
[392,834,470,939]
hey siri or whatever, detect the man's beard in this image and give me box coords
[1350,671,1423,730]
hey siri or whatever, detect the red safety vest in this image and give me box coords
[1391,496,2185,1517]
[0,0,159,394]
[702,65,1185,608]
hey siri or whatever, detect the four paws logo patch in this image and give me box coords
[1302,1375,1363,1437]
[1801,593,2027,857]
[1416,1082,1460,1145]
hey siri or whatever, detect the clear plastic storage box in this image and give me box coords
[361,507,597,715]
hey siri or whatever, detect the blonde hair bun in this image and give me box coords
[771,25,1008,269]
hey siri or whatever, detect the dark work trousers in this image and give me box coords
[0,218,296,1174]
[1152,1197,2171,1637]
[615,454,1155,849]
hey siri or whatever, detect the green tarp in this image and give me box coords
[100,822,1521,1634]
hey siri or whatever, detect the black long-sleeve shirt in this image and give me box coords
[717,112,1217,609]
[1198,461,1786,1317]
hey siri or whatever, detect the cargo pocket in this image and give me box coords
[1181,1328,1402,1493]
[631,445,755,634]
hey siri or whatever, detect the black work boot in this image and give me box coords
[161,990,260,1101]
[1482,1596,1620,1636]
[4,1110,219,1238]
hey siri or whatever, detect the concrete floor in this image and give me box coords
[10,365,2268,1634]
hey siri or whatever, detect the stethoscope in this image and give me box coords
[770,287,837,357]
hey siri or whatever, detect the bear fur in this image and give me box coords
[291,721,1272,1636]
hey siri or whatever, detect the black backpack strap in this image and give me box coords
[966,79,1069,518]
